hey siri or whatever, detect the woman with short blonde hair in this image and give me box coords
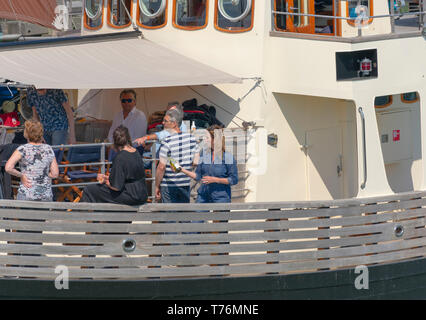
[6,120,59,201]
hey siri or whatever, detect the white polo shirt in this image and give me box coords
[108,107,147,143]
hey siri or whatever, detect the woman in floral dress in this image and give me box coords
[5,120,59,201]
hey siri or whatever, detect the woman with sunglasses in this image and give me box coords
[107,89,147,143]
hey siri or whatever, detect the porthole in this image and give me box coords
[85,0,103,20]
[173,0,208,30]
[137,0,167,28]
[218,0,251,23]
[84,0,104,30]
[139,0,167,18]
[401,92,419,103]
[374,95,392,108]
[108,0,132,28]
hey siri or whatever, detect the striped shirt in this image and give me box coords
[159,132,197,187]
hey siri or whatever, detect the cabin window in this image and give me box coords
[401,92,419,103]
[375,95,393,108]
[108,0,132,28]
[84,0,104,30]
[347,0,373,27]
[215,0,254,32]
[274,0,287,31]
[137,0,168,28]
[173,0,208,30]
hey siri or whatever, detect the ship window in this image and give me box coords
[347,0,373,27]
[401,92,419,103]
[173,0,208,30]
[84,0,104,30]
[215,0,254,32]
[375,95,393,108]
[108,0,132,28]
[137,0,168,28]
[274,0,287,31]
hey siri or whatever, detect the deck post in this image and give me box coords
[418,89,426,190]
[354,97,393,197]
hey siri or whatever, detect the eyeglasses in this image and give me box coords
[121,98,134,103]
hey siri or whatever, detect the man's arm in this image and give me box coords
[32,106,40,122]
[62,101,76,144]
[134,133,158,146]
[155,161,166,200]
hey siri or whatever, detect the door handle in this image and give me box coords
[337,154,343,177]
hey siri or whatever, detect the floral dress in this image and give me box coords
[16,143,55,201]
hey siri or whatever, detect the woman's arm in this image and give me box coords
[48,158,59,179]
[62,101,76,144]
[180,167,197,180]
[5,150,31,188]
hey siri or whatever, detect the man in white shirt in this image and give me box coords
[107,89,147,143]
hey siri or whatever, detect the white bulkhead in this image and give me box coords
[77,0,426,202]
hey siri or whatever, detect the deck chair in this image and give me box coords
[57,146,101,202]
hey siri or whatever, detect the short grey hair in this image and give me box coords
[166,108,183,127]
[167,101,182,111]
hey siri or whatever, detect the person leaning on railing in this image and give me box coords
[80,125,148,205]
[5,120,59,201]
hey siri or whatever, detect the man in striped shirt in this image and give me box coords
[155,108,197,203]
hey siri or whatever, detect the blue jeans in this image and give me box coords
[160,186,190,203]
[44,130,68,146]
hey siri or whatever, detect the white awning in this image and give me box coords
[0,33,241,89]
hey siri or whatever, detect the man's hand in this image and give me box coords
[134,136,148,146]
[155,186,161,201]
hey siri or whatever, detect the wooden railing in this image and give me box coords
[0,191,424,280]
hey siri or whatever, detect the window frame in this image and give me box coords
[401,92,419,104]
[346,0,374,27]
[84,0,104,30]
[136,0,168,29]
[107,0,133,29]
[172,0,209,31]
[374,95,393,109]
[214,0,254,33]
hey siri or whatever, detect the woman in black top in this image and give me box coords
[81,125,148,205]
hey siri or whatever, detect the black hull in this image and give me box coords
[1,257,425,300]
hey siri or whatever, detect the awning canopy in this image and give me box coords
[0,32,241,89]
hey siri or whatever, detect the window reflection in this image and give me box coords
[174,0,207,29]
[375,95,392,107]
[315,0,333,33]
[347,0,372,26]
[138,0,167,28]
[216,0,253,32]
[85,0,103,29]
[275,0,287,30]
[108,0,132,28]
[402,92,419,103]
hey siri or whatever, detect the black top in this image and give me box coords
[109,149,147,204]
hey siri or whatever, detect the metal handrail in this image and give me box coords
[272,10,426,20]
[358,107,367,190]
[49,141,158,201]
[272,0,425,36]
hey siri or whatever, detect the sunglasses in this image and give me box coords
[121,98,134,103]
